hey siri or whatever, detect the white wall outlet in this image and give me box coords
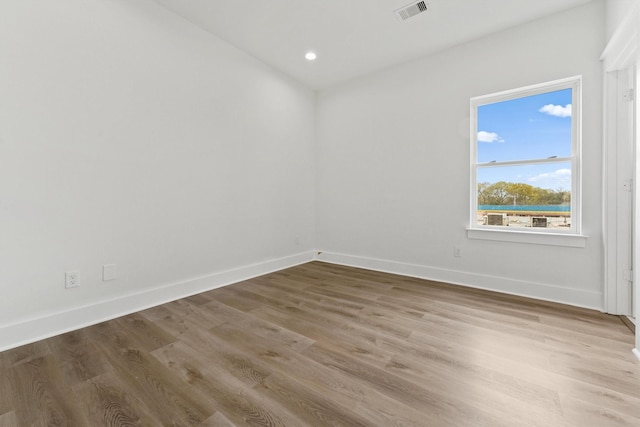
[65,271,80,288]
[103,264,117,281]
[453,246,463,258]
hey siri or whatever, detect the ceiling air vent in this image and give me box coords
[394,1,429,22]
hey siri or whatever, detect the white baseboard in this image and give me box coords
[0,251,316,352]
[633,348,640,362]
[315,251,603,310]
[0,250,607,352]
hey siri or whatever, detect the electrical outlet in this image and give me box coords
[103,264,117,281]
[453,246,463,258]
[65,271,80,288]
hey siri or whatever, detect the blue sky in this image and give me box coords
[477,88,572,190]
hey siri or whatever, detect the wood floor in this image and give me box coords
[1,262,638,426]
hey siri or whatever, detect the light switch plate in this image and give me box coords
[103,264,117,281]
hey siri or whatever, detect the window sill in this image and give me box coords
[466,228,587,247]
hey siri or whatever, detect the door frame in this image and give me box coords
[601,1,639,357]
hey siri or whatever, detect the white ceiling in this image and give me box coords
[150,0,595,90]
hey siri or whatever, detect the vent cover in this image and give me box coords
[394,1,428,22]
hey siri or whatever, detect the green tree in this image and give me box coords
[505,183,536,205]
[478,182,570,206]
[478,181,509,205]
[477,182,492,205]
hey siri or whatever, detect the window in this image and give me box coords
[468,77,584,246]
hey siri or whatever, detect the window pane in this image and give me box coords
[476,163,571,229]
[477,88,572,163]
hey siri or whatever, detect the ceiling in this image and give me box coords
[150,0,595,90]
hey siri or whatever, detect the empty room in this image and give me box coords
[1,0,639,426]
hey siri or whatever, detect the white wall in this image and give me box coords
[606,0,638,41]
[316,2,605,309]
[0,0,316,349]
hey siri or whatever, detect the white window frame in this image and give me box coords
[467,76,587,247]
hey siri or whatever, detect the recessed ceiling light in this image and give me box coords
[305,51,317,61]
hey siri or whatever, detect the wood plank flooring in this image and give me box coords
[1,261,638,426]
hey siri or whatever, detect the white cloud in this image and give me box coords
[539,104,572,118]
[477,131,504,143]
[528,168,571,189]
